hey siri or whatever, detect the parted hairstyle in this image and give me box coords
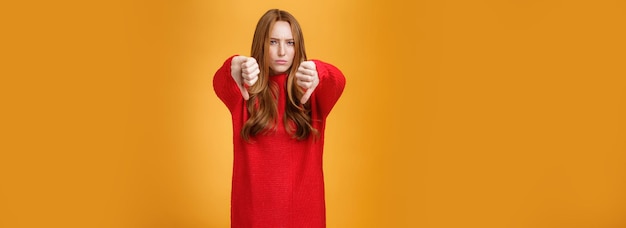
[241,9,317,141]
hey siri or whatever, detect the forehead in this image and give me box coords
[270,21,293,38]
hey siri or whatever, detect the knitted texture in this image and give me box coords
[214,56,345,228]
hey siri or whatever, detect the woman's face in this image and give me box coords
[268,21,295,75]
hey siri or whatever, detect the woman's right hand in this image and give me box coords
[230,56,259,100]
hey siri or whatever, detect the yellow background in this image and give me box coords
[1,0,625,227]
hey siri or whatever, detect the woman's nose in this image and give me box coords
[278,43,285,56]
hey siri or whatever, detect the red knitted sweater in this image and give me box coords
[213,56,346,228]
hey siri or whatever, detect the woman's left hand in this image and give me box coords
[296,61,319,104]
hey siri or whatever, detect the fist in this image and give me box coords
[295,61,319,104]
[231,56,259,100]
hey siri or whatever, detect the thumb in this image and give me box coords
[236,81,249,100]
[300,88,314,104]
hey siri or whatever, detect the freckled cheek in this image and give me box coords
[269,47,277,58]
[287,48,295,62]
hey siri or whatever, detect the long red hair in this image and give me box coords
[241,9,317,142]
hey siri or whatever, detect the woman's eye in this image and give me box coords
[287,41,295,46]
[270,40,278,45]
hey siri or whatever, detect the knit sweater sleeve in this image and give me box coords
[213,55,243,113]
[311,60,346,119]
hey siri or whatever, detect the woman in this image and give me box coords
[213,9,346,228]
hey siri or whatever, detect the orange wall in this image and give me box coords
[2,0,625,227]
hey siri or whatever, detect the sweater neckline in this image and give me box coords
[270,73,287,77]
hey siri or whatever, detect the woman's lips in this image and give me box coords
[275,60,288,65]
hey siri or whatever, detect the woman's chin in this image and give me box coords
[270,66,290,75]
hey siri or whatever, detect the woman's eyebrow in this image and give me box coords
[269,37,294,40]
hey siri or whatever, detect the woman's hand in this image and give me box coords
[230,56,259,100]
[296,61,319,104]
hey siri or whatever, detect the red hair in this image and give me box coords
[241,9,317,141]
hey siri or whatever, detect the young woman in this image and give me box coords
[213,9,346,227]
